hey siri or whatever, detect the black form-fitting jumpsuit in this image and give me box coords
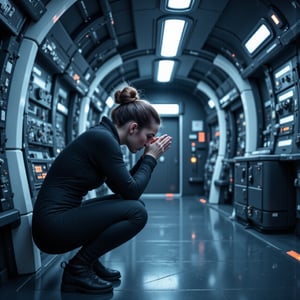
[32,116,157,263]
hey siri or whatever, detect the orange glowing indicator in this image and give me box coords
[34,165,43,173]
[34,164,47,180]
[190,156,197,164]
[37,173,47,180]
[199,198,207,204]
[198,132,205,142]
[215,131,220,137]
[165,193,174,200]
[287,250,300,261]
[281,126,289,132]
[73,74,80,81]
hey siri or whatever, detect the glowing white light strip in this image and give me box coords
[167,0,192,9]
[152,103,179,115]
[278,90,294,101]
[266,42,278,54]
[105,96,114,108]
[157,60,175,82]
[32,76,46,89]
[161,19,186,57]
[244,23,271,54]
[279,115,294,124]
[278,139,292,146]
[57,102,68,114]
[275,64,291,78]
[220,94,230,104]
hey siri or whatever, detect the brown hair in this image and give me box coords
[111,86,160,128]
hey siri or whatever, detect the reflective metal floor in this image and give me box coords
[1,196,300,300]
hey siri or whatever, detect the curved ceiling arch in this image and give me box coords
[55,0,234,99]
[31,0,299,111]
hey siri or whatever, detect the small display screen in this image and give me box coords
[33,163,48,181]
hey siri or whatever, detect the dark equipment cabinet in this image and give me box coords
[234,161,248,221]
[234,156,296,231]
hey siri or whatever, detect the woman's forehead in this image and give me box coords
[148,123,160,134]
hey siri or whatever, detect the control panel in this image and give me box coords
[261,97,276,151]
[24,62,54,201]
[52,79,72,155]
[0,153,14,212]
[39,21,75,73]
[40,21,94,96]
[14,0,46,22]
[253,70,277,154]
[0,36,19,212]
[0,36,19,128]
[272,57,300,154]
[0,0,26,35]
[234,108,246,156]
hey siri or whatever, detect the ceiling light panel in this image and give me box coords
[244,22,273,55]
[160,19,186,57]
[156,60,175,82]
[167,0,193,10]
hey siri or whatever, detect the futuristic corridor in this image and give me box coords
[1,1,300,299]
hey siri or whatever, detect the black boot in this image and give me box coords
[93,260,121,281]
[61,261,113,294]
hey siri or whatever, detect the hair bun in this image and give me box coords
[114,86,139,105]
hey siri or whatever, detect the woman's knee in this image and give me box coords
[129,200,148,227]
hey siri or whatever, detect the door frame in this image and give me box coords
[142,114,182,199]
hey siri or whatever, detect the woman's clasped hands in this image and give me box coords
[144,134,172,159]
